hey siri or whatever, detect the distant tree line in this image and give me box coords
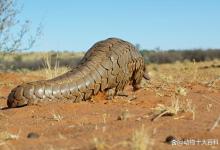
[141,49,220,64]
[0,49,220,71]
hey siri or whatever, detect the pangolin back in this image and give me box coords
[7,38,149,107]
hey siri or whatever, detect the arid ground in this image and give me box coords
[0,60,219,150]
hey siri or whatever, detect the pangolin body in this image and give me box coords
[7,38,149,108]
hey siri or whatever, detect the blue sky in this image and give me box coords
[19,0,220,51]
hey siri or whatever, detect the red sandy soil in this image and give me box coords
[0,63,220,150]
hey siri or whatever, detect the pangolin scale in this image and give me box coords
[7,38,149,108]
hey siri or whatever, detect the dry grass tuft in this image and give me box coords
[49,113,63,122]
[208,115,220,131]
[92,137,109,150]
[0,131,19,141]
[130,125,153,150]
[91,125,153,150]
[42,53,69,79]
[152,87,195,121]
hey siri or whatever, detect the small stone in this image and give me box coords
[165,135,176,144]
[27,132,40,139]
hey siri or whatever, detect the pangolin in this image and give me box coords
[7,38,149,108]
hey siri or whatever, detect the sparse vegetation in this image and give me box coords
[0,51,83,71]
[0,0,219,149]
[130,125,153,150]
[42,53,70,79]
[208,115,220,131]
[151,86,196,121]
[49,113,63,122]
[0,50,219,150]
[91,125,153,150]
[1,50,219,71]
[92,137,109,150]
[117,109,131,121]
[0,0,41,60]
[0,131,19,141]
[141,49,220,64]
